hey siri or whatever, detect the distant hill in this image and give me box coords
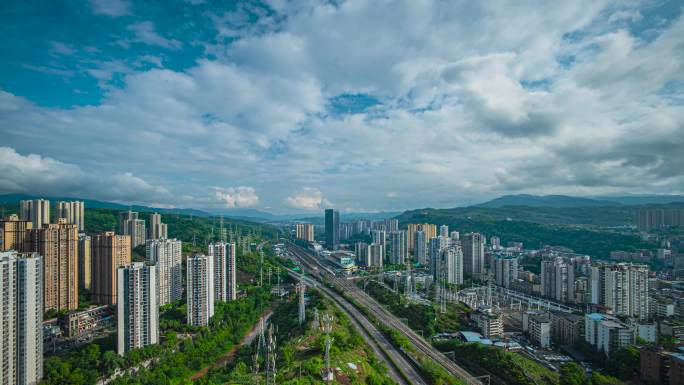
[596,194,684,205]
[476,193,684,208]
[476,194,620,208]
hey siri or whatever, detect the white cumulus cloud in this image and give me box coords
[285,187,331,211]
[214,186,260,208]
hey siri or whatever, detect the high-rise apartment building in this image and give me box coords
[443,246,463,285]
[118,211,146,247]
[92,232,131,305]
[0,251,42,385]
[407,223,437,253]
[208,242,237,301]
[414,230,427,265]
[369,243,384,268]
[490,236,501,250]
[429,236,450,277]
[56,201,85,231]
[590,263,650,320]
[439,225,449,238]
[324,209,340,250]
[23,218,78,312]
[389,230,407,265]
[636,207,684,231]
[541,258,575,303]
[295,223,315,242]
[0,214,32,251]
[186,255,215,327]
[20,199,50,229]
[372,230,387,251]
[117,263,158,355]
[355,242,370,266]
[385,219,399,233]
[494,256,519,288]
[146,238,182,305]
[462,233,485,280]
[147,212,167,240]
[585,313,634,356]
[77,234,92,290]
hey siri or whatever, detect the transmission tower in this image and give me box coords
[252,350,260,385]
[258,317,266,352]
[266,324,277,385]
[298,279,306,326]
[312,308,320,331]
[322,313,335,383]
[259,250,264,287]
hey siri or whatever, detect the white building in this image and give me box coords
[208,242,237,301]
[56,201,85,231]
[20,199,50,229]
[117,263,159,355]
[585,313,634,356]
[471,307,504,338]
[145,238,182,305]
[529,314,551,348]
[443,246,463,285]
[0,251,43,385]
[439,225,449,238]
[187,255,215,326]
[590,263,650,320]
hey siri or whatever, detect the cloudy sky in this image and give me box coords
[1,0,683,214]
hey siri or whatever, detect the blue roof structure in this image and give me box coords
[459,331,483,342]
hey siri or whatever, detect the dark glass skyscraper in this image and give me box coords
[324,209,340,250]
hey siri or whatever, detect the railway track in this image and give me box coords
[286,243,483,385]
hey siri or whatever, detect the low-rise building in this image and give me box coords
[529,314,551,348]
[659,320,684,341]
[59,305,114,338]
[471,307,504,338]
[550,311,584,346]
[640,346,671,385]
[671,353,684,385]
[585,313,634,356]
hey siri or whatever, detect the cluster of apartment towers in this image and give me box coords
[317,209,486,286]
[0,199,237,385]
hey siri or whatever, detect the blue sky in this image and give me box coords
[1,0,683,213]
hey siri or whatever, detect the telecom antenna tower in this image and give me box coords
[322,313,335,383]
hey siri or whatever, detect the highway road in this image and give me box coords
[285,264,426,385]
[286,243,483,385]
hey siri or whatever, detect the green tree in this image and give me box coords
[100,350,124,376]
[606,346,639,380]
[559,362,584,385]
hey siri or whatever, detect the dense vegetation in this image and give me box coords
[41,286,270,385]
[198,288,398,384]
[449,343,558,385]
